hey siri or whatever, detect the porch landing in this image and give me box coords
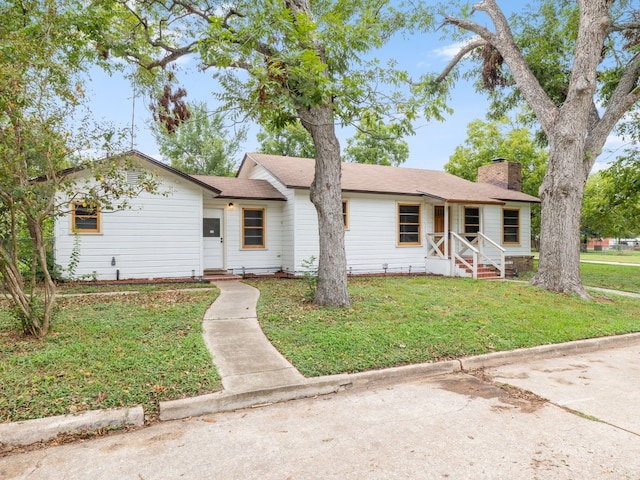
[203,269,242,281]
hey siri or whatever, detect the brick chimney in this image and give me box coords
[477,158,522,192]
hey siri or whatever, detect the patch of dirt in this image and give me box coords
[437,371,548,414]
[0,422,153,458]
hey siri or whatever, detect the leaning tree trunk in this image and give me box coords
[299,105,351,307]
[27,217,57,337]
[531,139,590,299]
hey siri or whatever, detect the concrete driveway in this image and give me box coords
[2,343,639,479]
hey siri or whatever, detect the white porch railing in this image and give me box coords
[476,232,505,278]
[425,232,447,259]
[450,232,479,278]
[449,232,505,279]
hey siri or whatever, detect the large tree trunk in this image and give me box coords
[299,105,351,307]
[531,139,590,298]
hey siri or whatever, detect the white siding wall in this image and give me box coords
[54,172,203,281]
[482,202,532,258]
[290,191,430,275]
[241,161,296,273]
[224,200,284,274]
[237,159,534,276]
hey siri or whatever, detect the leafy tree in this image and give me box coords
[0,0,156,337]
[95,0,421,307]
[152,101,246,176]
[343,111,410,166]
[444,116,547,239]
[427,0,640,298]
[257,121,315,158]
[582,153,640,241]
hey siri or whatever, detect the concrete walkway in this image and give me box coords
[202,281,304,393]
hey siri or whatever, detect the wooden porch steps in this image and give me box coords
[455,258,502,280]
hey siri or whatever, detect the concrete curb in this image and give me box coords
[4,332,640,447]
[460,331,640,370]
[159,332,640,421]
[0,406,144,447]
[159,360,462,421]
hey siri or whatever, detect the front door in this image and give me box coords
[434,205,450,256]
[203,208,223,269]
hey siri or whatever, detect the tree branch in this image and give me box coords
[586,53,640,168]
[435,38,486,83]
[448,0,560,131]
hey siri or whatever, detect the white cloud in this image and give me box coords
[430,38,480,61]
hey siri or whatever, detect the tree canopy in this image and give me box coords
[257,122,315,158]
[582,152,640,240]
[343,111,410,166]
[427,0,640,297]
[152,102,246,176]
[93,0,423,307]
[0,0,158,336]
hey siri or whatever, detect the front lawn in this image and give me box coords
[252,277,640,377]
[0,287,221,423]
[581,262,640,294]
[581,250,640,264]
[522,258,640,294]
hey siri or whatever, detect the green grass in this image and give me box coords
[55,281,214,295]
[581,250,640,265]
[0,288,221,423]
[251,277,640,377]
[3,269,640,424]
[521,258,640,294]
[581,263,640,294]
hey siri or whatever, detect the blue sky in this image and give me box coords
[84,8,626,173]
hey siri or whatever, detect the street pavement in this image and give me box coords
[2,342,640,479]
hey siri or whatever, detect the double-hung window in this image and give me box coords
[503,209,520,244]
[398,204,421,245]
[464,207,480,241]
[242,208,265,248]
[72,202,100,233]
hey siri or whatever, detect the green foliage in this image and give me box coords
[257,121,316,158]
[99,0,425,143]
[0,1,161,336]
[444,116,547,238]
[152,101,247,176]
[343,110,410,166]
[582,154,640,240]
[300,255,319,301]
[445,116,547,191]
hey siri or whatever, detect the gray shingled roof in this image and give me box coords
[192,175,286,201]
[242,153,540,204]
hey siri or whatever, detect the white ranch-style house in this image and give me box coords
[53,151,539,281]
